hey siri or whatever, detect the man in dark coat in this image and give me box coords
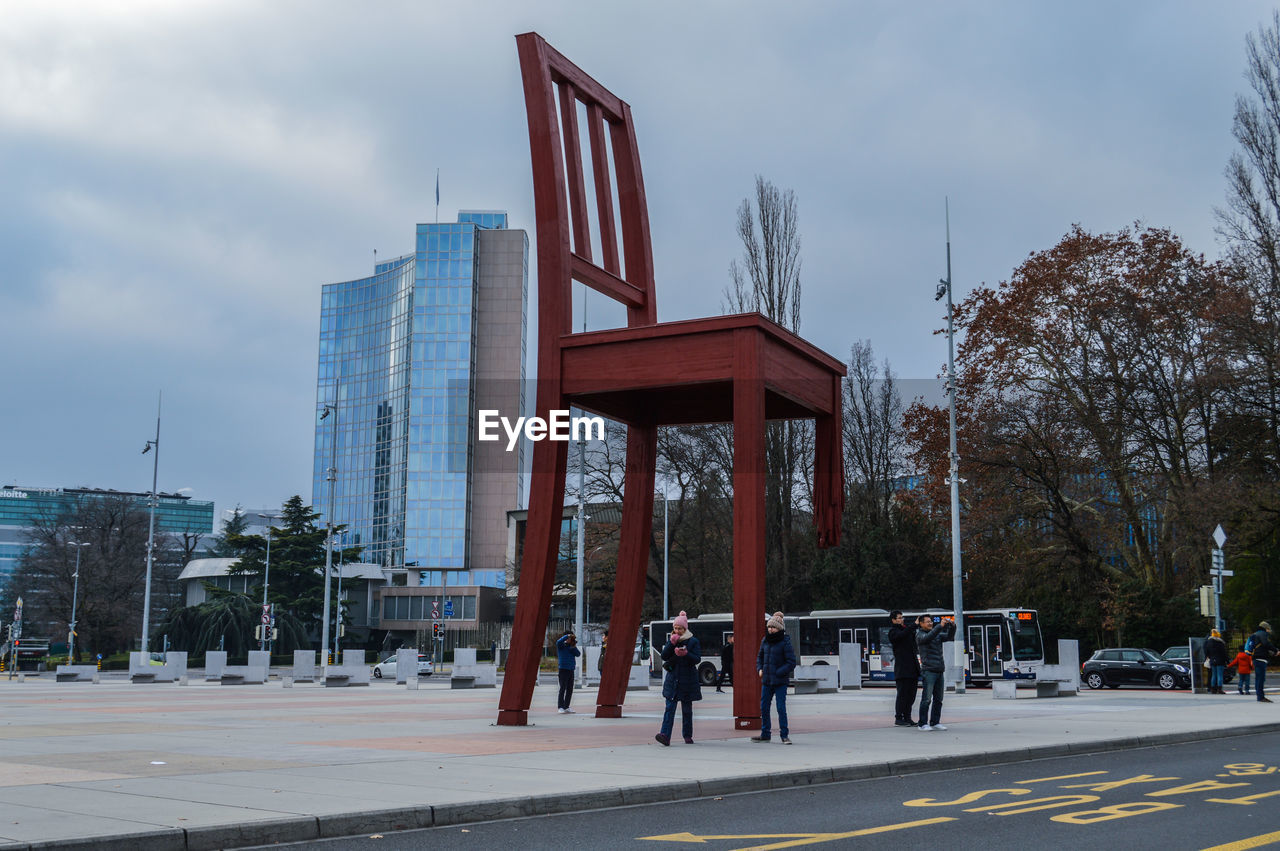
[888,610,920,727]
[916,614,956,730]
[716,633,734,693]
[1250,621,1277,703]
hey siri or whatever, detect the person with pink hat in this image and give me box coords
[654,611,702,745]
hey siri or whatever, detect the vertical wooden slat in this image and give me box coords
[611,107,657,326]
[558,82,592,262]
[587,103,620,276]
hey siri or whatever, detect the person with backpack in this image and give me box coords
[1250,621,1277,703]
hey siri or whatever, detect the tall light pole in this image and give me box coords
[67,541,90,662]
[319,403,337,668]
[334,529,345,663]
[575,429,586,684]
[660,486,669,621]
[935,200,965,693]
[140,392,161,656]
[257,513,278,652]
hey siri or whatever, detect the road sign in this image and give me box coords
[261,604,271,625]
[431,600,439,618]
[443,600,454,618]
[1213,524,1227,549]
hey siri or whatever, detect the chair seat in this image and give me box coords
[561,312,844,425]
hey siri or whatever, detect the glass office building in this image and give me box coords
[0,485,214,591]
[313,212,528,627]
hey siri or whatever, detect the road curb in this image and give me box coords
[11,722,1280,850]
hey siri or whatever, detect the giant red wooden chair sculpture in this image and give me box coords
[497,32,845,729]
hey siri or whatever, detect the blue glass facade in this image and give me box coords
[313,212,527,591]
[0,485,214,591]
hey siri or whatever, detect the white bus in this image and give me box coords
[649,607,1044,687]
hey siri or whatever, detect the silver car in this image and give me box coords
[372,654,433,678]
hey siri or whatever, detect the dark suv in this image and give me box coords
[1082,647,1191,690]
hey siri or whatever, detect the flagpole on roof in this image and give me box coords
[435,169,440,224]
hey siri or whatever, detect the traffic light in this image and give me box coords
[432,622,443,640]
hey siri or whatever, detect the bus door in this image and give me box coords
[854,628,870,676]
[986,625,1004,675]
[968,625,988,677]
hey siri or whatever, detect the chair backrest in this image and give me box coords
[516,32,657,342]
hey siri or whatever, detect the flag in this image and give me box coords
[435,169,440,206]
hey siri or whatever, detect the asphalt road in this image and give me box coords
[268,731,1280,850]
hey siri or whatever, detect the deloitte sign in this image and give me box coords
[477,410,605,451]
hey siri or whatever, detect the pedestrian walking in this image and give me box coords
[752,612,797,744]
[1249,621,1277,703]
[716,633,734,693]
[1232,646,1254,695]
[1206,629,1230,694]
[555,630,580,713]
[655,611,701,745]
[916,614,956,730]
[598,629,608,673]
[887,610,920,727]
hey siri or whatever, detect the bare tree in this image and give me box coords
[844,341,904,523]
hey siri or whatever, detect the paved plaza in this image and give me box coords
[0,672,1277,849]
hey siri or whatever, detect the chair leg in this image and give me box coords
[732,338,766,731]
[496,436,569,725]
[596,424,656,718]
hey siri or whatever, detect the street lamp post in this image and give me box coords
[575,431,587,684]
[935,200,966,693]
[140,393,162,656]
[257,514,278,652]
[67,541,90,662]
[319,403,338,668]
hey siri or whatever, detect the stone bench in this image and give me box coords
[993,677,1066,699]
[793,664,838,694]
[220,666,268,685]
[128,651,187,684]
[324,665,370,687]
[450,664,497,689]
[55,665,98,683]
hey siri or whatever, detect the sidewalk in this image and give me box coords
[0,673,1276,850]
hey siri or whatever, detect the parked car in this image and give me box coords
[372,654,433,678]
[1082,647,1191,690]
[1161,645,1234,683]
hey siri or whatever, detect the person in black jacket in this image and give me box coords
[1205,629,1230,694]
[916,614,956,730]
[655,611,702,745]
[888,611,920,727]
[1250,621,1277,703]
[715,633,734,693]
[752,612,798,744]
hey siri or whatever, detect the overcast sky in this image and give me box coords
[1,1,1272,523]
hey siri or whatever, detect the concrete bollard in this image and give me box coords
[178,675,189,686]
[92,673,100,684]
[406,677,419,691]
[282,676,293,688]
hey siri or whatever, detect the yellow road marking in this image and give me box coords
[640,817,955,849]
[1207,790,1280,806]
[1200,829,1280,850]
[1015,770,1108,784]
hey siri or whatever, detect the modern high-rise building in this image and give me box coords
[0,484,215,592]
[312,211,528,634]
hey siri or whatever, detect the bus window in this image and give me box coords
[1007,613,1043,661]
